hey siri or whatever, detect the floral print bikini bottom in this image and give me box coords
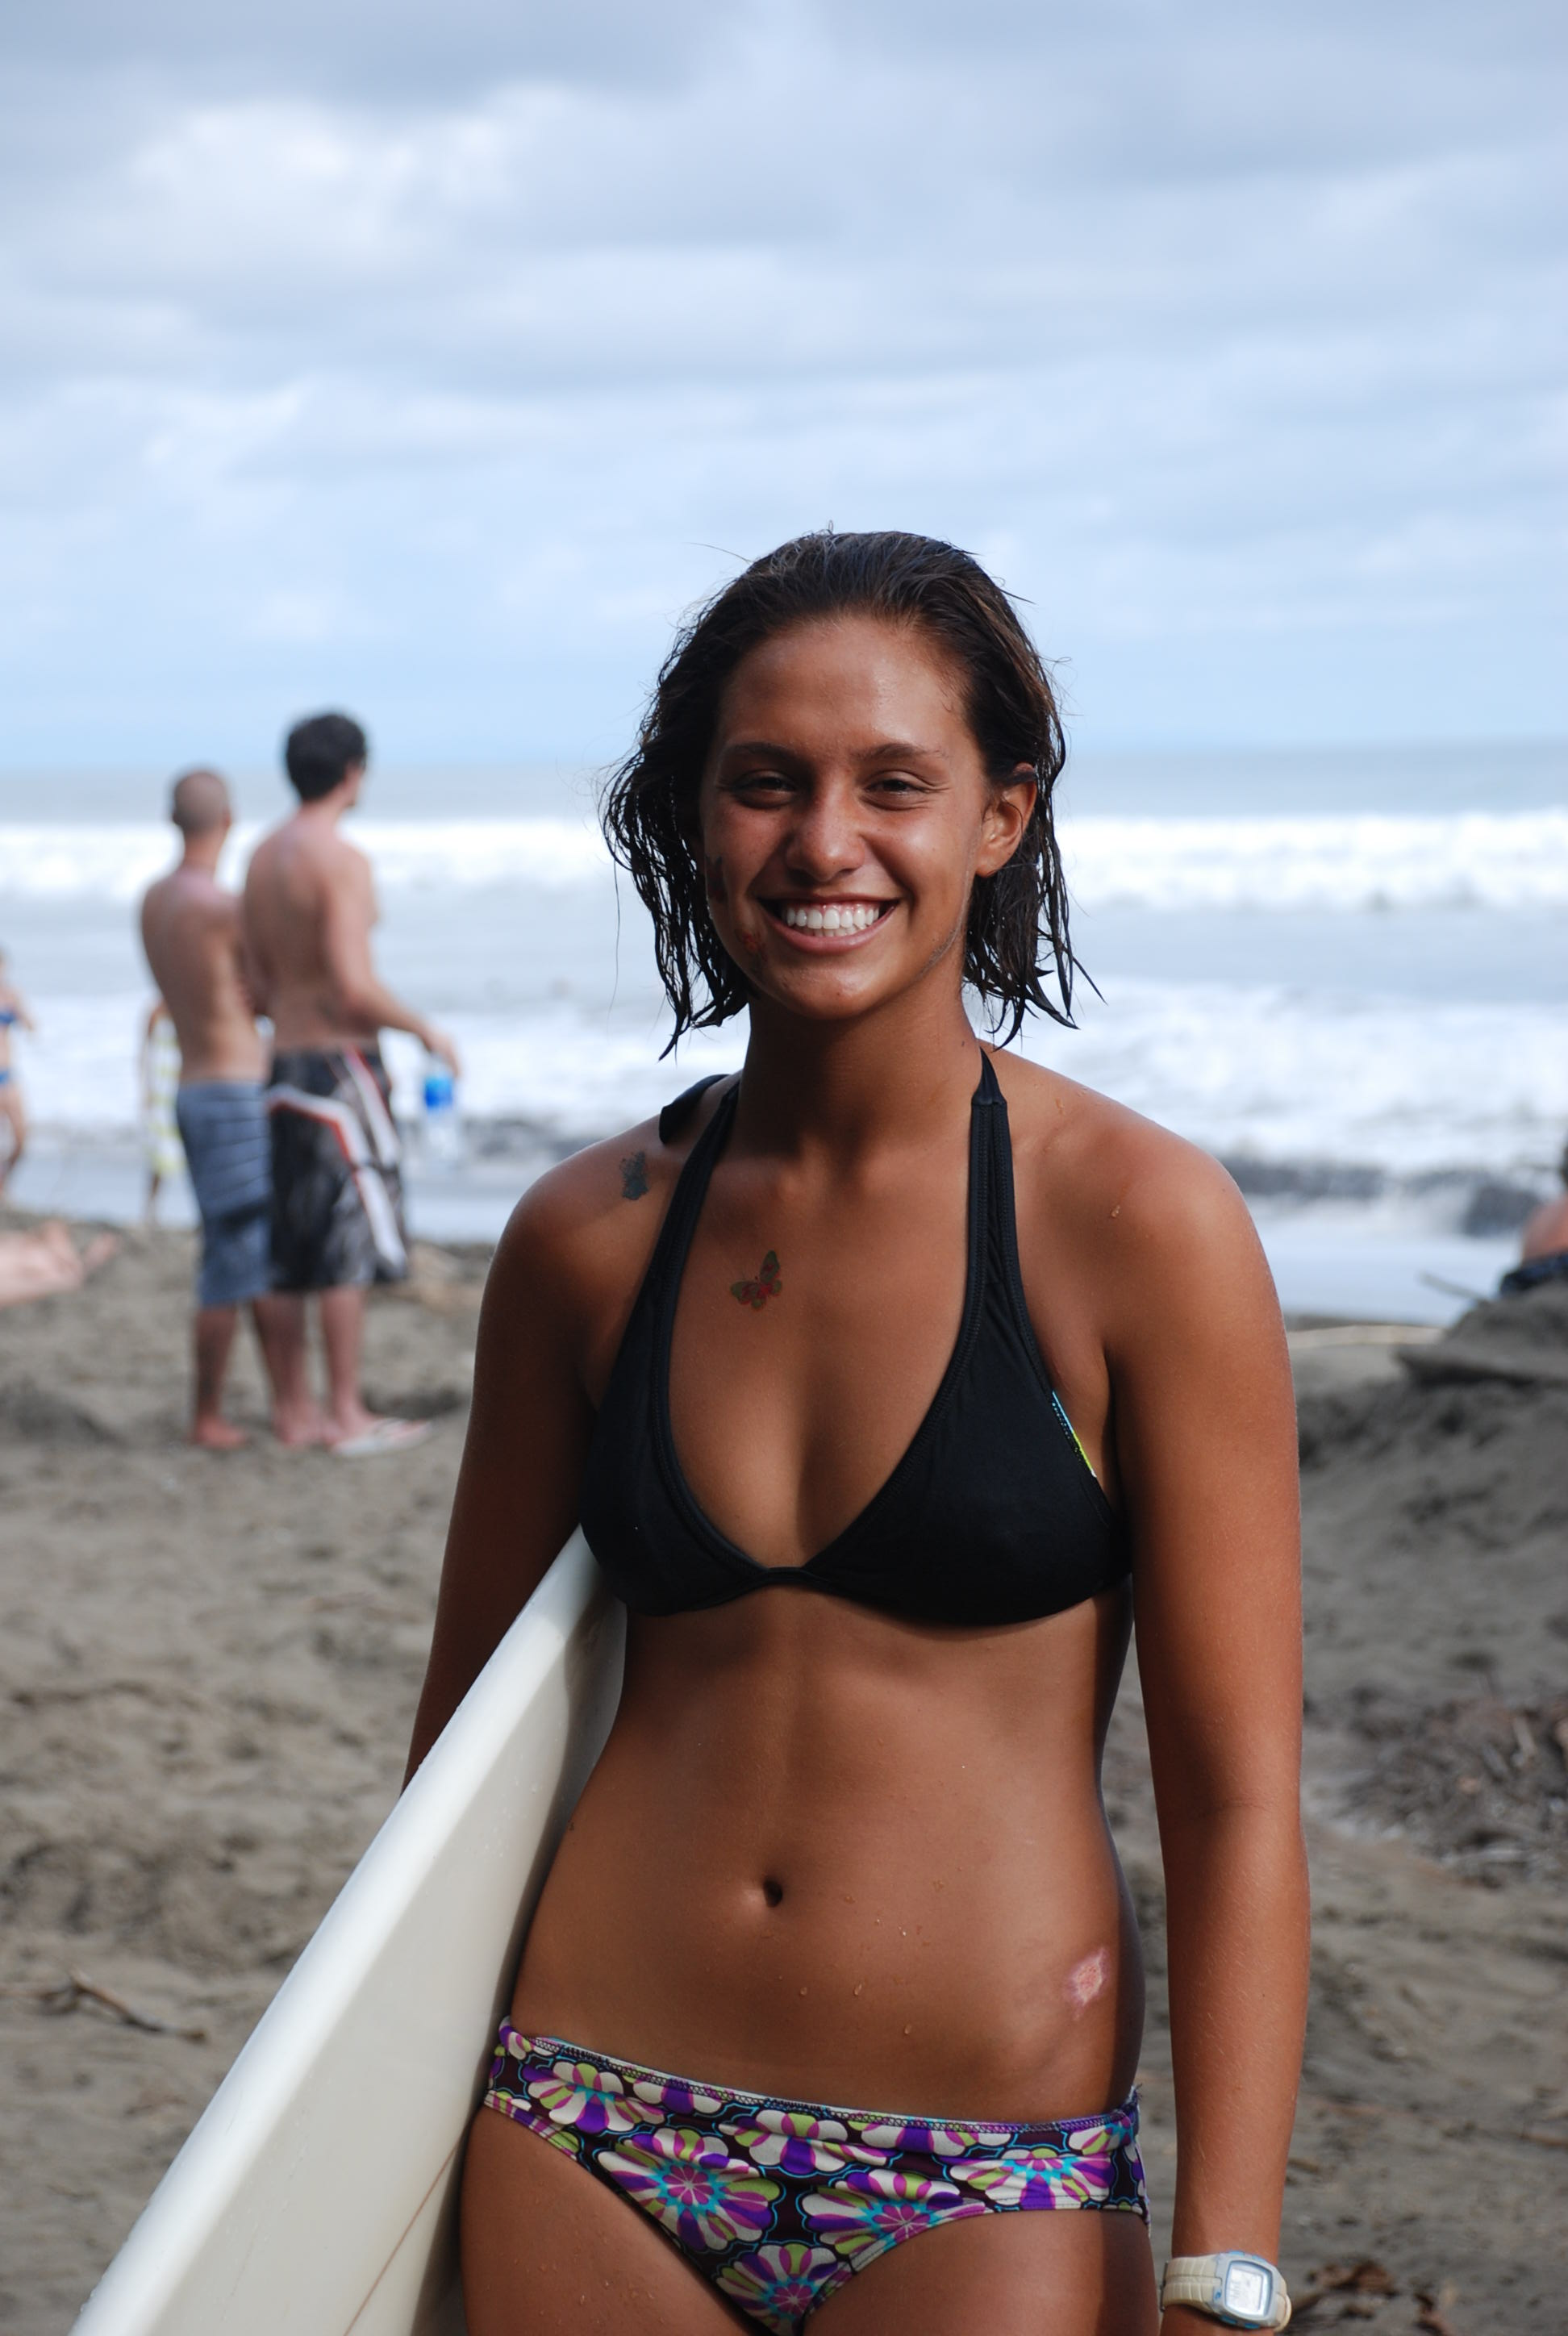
[483,2025,1148,2334]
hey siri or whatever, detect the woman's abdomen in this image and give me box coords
[511,1595,1142,2121]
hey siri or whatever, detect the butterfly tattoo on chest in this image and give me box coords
[730,1250,782,1311]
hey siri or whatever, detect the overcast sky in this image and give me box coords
[2,0,1563,770]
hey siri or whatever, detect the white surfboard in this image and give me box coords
[73,1533,625,2336]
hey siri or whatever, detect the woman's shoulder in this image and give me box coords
[991,1049,1270,1326]
[482,1080,732,1321]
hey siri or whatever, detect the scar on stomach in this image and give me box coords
[1064,1946,1111,2015]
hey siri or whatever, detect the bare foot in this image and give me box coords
[273,1404,330,1449]
[322,1398,382,1446]
[190,1416,250,1451]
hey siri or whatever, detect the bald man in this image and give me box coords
[140,770,320,1449]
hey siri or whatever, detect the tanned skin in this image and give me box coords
[0,949,35,1198]
[139,773,319,1449]
[407,616,1307,2334]
[243,761,459,1447]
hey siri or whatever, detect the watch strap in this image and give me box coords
[1161,2255,1292,2329]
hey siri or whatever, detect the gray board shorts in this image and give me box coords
[175,1080,273,1309]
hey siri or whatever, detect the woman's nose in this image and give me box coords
[783,784,861,880]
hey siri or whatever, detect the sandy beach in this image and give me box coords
[2,1216,1565,2334]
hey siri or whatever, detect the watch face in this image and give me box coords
[1222,2261,1274,2318]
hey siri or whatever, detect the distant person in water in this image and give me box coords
[243,712,460,1457]
[140,769,319,1450]
[0,945,37,1199]
[1500,1141,1568,1295]
[140,997,183,1227]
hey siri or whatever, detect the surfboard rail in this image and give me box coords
[72,1534,625,2336]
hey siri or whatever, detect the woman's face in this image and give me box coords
[697,614,1034,1028]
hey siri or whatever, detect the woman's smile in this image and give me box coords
[694,614,1030,1021]
[761,895,899,947]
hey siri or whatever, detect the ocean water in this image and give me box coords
[2,744,1563,1317]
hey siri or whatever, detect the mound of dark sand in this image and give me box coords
[0,1378,120,1445]
[1400,1278,1568,1390]
[1333,1689,1568,1888]
[1295,1295,1568,1704]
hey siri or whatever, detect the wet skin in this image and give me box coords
[241,768,460,1071]
[411,616,1307,2331]
[140,841,266,1087]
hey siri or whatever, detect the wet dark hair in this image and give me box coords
[602,528,1078,1049]
[285,711,368,803]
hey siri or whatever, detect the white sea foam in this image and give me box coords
[0,818,607,904]
[1020,979,1568,1184]
[14,981,1564,1192]
[1061,811,1568,912]
[2,809,1566,912]
[4,803,1562,1208]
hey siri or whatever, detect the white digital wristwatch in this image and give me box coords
[1160,2252,1291,2329]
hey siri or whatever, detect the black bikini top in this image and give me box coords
[579,1056,1130,1627]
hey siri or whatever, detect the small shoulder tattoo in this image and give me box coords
[731,1251,782,1311]
[619,1149,649,1201]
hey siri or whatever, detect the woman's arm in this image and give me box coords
[1106,1142,1308,2330]
[402,1171,598,1784]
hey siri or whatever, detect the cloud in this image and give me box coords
[0,0,739,101]
[0,1,1562,761]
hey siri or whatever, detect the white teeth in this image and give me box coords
[781,902,886,932]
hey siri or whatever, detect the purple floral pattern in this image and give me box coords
[729,2107,853,2176]
[596,2125,779,2252]
[525,2055,643,2136]
[799,2164,985,2267]
[951,2133,1121,2209]
[484,2025,1146,2333]
[857,2115,989,2157]
[717,2244,849,2331]
[632,2071,724,2117]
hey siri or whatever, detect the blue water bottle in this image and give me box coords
[422,1063,462,1167]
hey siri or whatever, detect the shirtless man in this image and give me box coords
[140,770,319,1448]
[244,712,460,1454]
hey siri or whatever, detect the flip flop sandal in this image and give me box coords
[328,1417,432,1458]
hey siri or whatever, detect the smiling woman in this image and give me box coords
[405,529,1308,2336]
[602,529,1078,1049]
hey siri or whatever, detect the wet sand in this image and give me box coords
[2,1221,1565,2334]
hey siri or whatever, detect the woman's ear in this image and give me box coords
[975,764,1037,877]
